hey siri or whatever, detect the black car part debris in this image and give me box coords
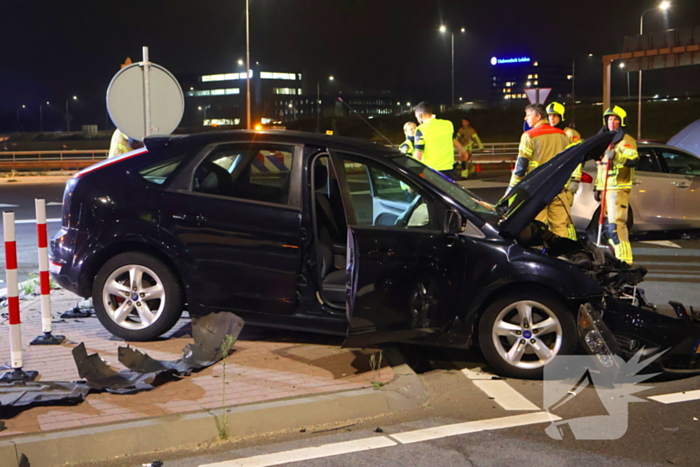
[60,305,92,319]
[72,343,180,394]
[0,381,90,407]
[118,312,245,376]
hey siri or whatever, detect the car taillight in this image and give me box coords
[581,172,593,184]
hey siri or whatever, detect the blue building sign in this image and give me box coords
[490,56,531,65]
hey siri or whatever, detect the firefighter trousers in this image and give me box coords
[535,190,576,240]
[604,189,633,264]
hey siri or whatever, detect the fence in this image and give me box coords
[0,150,109,171]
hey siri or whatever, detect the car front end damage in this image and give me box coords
[555,234,700,374]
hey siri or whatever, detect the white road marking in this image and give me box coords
[199,412,561,466]
[472,380,540,411]
[0,204,19,208]
[648,389,700,404]
[199,437,397,467]
[461,367,498,380]
[639,240,682,248]
[11,218,61,225]
[389,412,559,444]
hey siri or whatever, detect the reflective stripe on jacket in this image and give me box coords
[399,139,414,158]
[509,121,568,188]
[595,134,639,190]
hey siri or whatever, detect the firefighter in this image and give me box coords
[507,103,571,238]
[595,105,638,264]
[413,102,466,180]
[399,121,417,158]
[456,119,484,177]
[546,102,582,240]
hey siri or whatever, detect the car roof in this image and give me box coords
[144,130,400,158]
[638,141,700,157]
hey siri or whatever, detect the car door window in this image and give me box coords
[636,148,661,173]
[338,154,437,229]
[658,149,700,175]
[193,143,294,205]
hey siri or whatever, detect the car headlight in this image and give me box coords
[578,303,616,368]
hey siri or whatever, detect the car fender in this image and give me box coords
[465,248,603,321]
[77,218,184,297]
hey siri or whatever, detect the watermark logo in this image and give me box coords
[543,350,661,440]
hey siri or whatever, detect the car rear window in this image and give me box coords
[138,153,187,185]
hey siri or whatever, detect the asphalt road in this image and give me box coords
[0,180,66,286]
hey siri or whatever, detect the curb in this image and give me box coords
[0,345,428,467]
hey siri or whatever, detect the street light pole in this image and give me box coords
[245,0,252,130]
[450,32,455,108]
[571,59,576,126]
[316,81,320,132]
[638,1,670,140]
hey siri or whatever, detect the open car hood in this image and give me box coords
[496,131,620,239]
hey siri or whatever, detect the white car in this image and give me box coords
[571,142,700,235]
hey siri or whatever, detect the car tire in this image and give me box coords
[588,205,635,239]
[92,252,183,341]
[478,291,576,379]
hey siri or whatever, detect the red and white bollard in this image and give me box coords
[1,211,38,382]
[30,199,65,345]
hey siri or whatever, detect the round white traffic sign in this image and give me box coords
[106,62,184,141]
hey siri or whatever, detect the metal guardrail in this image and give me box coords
[470,142,519,164]
[0,150,108,171]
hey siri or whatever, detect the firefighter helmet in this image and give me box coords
[546,102,566,121]
[603,105,627,127]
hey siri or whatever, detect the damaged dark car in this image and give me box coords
[49,130,700,379]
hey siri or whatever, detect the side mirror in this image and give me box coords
[444,208,465,235]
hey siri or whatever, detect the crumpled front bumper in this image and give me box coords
[594,297,700,374]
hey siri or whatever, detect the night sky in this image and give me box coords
[1,0,699,132]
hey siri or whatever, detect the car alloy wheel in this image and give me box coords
[101,264,166,330]
[479,291,576,379]
[491,300,563,370]
[93,252,183,341]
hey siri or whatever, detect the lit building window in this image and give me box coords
[261,72,297,80]
[534,74,538,78]
[527,74,533,79]
[186,88,240,97]
[201,72,252,82]
[567,75,573,80]
[533,81,538,86]
[534,62,539,66]
[273,88,298,95]
[204,118,240,126]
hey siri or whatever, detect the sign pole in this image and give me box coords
[142,46,152,138]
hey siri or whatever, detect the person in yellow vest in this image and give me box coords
[399,122,416,158]
[108,129,138,158]
[546,102,582,240]
[413,102,466,180]
[507,103,572,238]
[456,119,484,178]
[594,106,638,264]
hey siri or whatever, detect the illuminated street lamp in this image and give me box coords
[638,1,671,139]
[439,25,465,108]
[16,105,26,132]
[65,95,77,132]
[39,101,50,132]
[316,75,335,132]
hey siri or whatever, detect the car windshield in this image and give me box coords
[389,155,501,223]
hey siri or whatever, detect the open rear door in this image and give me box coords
[327,150,463,348]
